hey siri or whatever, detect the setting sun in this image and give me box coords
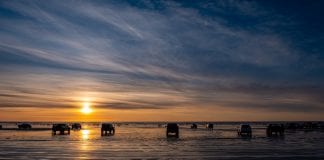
[81,102,92,114]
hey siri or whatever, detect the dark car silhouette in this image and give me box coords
[237,124,252,136]
[0,125,2,129]
[191,123,198,129]
[206,123,214,130]
[166,123,179,138]
[18,123,32,129]
[303,122,319,130]
[101,123,115,136]
[266,124,284,136]
[285,123,301,130]
[52,124,70,135]
[72,123,82,130]
[318,122,324,130]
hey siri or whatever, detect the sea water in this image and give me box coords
[0,122,323,159]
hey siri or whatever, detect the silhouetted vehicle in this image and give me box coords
[206,123,213,130]
[52,124,70,135]
[285,123,301,130]
[303,122,319,130]
[266,124,284,136]
[0,125,2,129]
[166,123,179,138]
[72,123,82,130]
[18,123,32,129]
[237,124,252,136]
[191,123,198,129]
[101,123,115,136]
[318,122,324,129]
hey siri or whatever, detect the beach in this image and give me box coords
[0,122,324,159]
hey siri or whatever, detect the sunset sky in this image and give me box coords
[0,0,323,121]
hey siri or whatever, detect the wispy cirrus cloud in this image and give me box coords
[0,0,323,118]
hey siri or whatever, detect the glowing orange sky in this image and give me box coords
[1,105,323,122]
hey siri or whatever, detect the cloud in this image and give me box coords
[0,0,323,115]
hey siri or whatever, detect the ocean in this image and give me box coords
[0,122,323,159]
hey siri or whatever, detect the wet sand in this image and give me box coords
[0,123,324,159]
[0,128,51,131]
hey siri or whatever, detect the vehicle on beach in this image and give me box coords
[52,124,70,135]
[101,123,115,136]
[237,124,252,136]
[206,123,214,130]
[318,122,324,129]
[18,123,32,129]
[266,124,284,136]
[303,122,319,131]
[72,123,82,130]
[191,123,198,129]
[166,123,179,138]
[285,123,302,130]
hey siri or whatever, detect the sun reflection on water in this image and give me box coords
[79,130,91,159]
[81,129,90,140]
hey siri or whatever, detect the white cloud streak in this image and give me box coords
[0,0,322,113]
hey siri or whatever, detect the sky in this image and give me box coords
[0,0,324,122]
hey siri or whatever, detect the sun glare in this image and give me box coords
[81,129,90,140]
[81,102,92,114]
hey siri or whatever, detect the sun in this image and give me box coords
[81,102,92,114]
